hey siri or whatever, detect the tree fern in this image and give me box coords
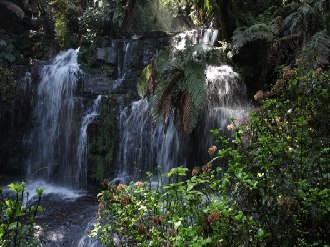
[283,2,323,39]
[145,44,207,135]
[232,21,280,50]
[301,30,330,69]
[178,61,206,133]
[267,34,300,66]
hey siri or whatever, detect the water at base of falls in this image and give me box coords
[23,180,100,247]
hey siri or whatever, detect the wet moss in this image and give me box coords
[87,98,115,183]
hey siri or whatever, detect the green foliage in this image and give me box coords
[232,0,329,84]
[233,21,280,50]
[93,67,330,246]
[50,0,82,49]
[92,163,262,246]
[282,2,322,37]
[0,182,43,246]
[137,64,152,98]
[0,67,17,102]
[147,45,207,134]
[233,66,330,245]
[88,100,114,183]
[301,30,330,69]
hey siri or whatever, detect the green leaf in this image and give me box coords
[8,182,25,193]
[36,188,43,196]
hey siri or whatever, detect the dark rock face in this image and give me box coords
[82,35,172,183]
[0,67,36,176]
[82,35,171,96]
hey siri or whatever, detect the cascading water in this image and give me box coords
[116,30,251,179]
[26,49,81,187]
[26,49,101,189]
[116,99,184,182]
[77,95,102,188]
[193,65,251,164]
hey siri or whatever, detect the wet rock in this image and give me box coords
[35,194,99,247]
[96,47,117,65]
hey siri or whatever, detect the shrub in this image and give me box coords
[0,183,43,246]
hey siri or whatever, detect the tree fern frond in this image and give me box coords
[0,0,25,19]
[252,6,279,24]
[147,44,207,135]
[283,3,321,37]
[267,34,301,65]
[301,30,330,69]
[179,61,207,134]
[155,47,171,73]
[233,21,280,50]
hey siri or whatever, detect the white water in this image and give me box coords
[26,49,81,187]
[77,219,102,247]
[77,95,102,188]
[24,180,86,202]
[196,65,252,161]
[116,65,251,180]
[116,99,184,182]
[172,28,219,50]
[26,49,102,189]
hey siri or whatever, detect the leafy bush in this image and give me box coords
[92,67,330,246]
[0,183,43,247]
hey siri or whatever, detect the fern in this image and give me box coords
[147,45,207,135]
[179,61,206,133]
[301,31,330,69]
[267,34,300,66]
[283,3,322,38]
[0,29,16,63]
[232,21,280,50]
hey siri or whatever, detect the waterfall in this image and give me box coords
[26,49,80,186]
[26,49,100,188]
[116,99,184,183]
[77,95,102,188]
[116,65,250,180]
[115,30,251,181]
[172,28,219,50]
[195,65,251,163]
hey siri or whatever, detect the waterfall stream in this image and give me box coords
[77,95,102,188]
[116,99,184,182]
[115,29,251,181]
[26,49,100,189]
[24,50,102,246]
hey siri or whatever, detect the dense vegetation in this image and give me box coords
[0,0,329,246]
[93,66,330,246]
